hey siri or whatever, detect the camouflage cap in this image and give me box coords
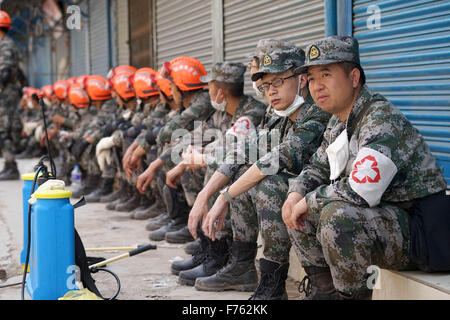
[251,43,305,81]
[297,36,361,73]
[200,62,246,84]
[247,38,297,60]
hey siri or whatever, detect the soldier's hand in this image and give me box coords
[129,145,146,173]
[202,194,229,241]
[282,192,307,230]
[166,163,186,189]
[52,114,66,125]
[188,191,209,239]
[136,166,155,194]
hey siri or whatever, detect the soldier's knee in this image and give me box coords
[318,201,359,248]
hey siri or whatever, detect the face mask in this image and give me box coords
[211,91,226,111]
[273,94,304,117]
[253,82,264,98]
[326,129,349,181]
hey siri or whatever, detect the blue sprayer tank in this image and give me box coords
[21,173,36,269]
[26,188,76,300]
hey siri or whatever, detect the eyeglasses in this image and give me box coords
[257,74,297,92]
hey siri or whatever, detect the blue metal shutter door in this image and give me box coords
[353,0,450,186]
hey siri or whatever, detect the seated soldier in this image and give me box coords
[282,36,448,300]
[195,41,330,299]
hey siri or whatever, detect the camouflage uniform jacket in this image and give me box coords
[0,35,20,94]
[156,90,214,148]
[288,85,447,209]
[135,100,171,152]
[83,99,118,144]
[217,94,330,179]
[159,94,267,167]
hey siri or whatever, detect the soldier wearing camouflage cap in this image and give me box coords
[194,41,330,299]
[282,36,447,299]
[164,61,267,286]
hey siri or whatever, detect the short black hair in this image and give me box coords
[214,81,244,98]
[339,61,366,86]
[0,27,9,33]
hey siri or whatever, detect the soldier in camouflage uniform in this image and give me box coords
[0,11,23,180]
[282,36,447,300]
[135,57,215,239]
[164,62,266,286]
[197,41,330,299]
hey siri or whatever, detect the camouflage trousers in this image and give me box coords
[230,166,293,263]
[0,91,22,161]
[287,199,413,296]
[80,143,101,176]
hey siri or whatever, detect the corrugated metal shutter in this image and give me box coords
[129,0,152,68]
[70,1,89,76]
[223,0,325,96]
[154,0,213,71]
[89,0,110,76]
[116,0,130,66]
[353,0,450,186]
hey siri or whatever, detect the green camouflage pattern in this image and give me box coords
[0,35,22,161]
[299,35,361,73]
[287,85,446,295]
[251,44,305,81]
[200,62,246,84]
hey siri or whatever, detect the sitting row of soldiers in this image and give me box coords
[16,36,448,300]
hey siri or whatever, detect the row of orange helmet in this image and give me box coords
[22,56,208,110]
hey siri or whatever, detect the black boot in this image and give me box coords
[177,236,230,286]
[165,225,194,244]
[148,215,187,241]
[132,195,166,220]
[194,241,258,292]
[100,179,127,203]
[145,212,171,231]
[0,161,20,180]
[170,234,209,275]
[84,177,114,202]
[298,266,341,300]
[184,238,201,255]
[249,258,289,300]
[105,184,133,211]
[71,174,100,198]
[115,192,142,212]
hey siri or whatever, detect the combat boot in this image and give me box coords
[184,238,201,255]
[115,192,142,212]
[145,212,171,231]
[0,161,20,180]
[129,194,153,218]
[298,266,341,300]
[148,215,187,241]
[105,184,133,211]
[194,241,258,292]
[177,236,230,286]
[132,195,166,220]
[71,174,100,198]
[170,234,209,275]
[99,179,127,203]
[165,225,194,244]
[84,177,114,202]
[249,258,289,300]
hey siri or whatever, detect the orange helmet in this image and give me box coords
[132,68,159,98]
[53,80,69,100]
[161,56,207,91]
[75,75,88,88]
[0,11,12,30]
[85,75,112,101]
[111,73,135,100]
[40,85,54,100]
[107,65,137,80]
[66,77,76,86]
[68,83,90,108]
[23,87,39,99]
[156,68,172,98]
